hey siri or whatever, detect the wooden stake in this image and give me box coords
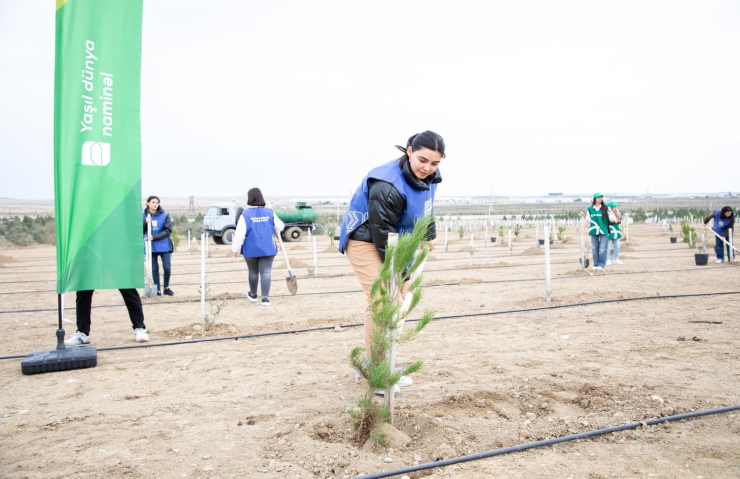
[544,224,552,303]
[200,232,206,325]
[385,233,399,422]
[580,217,585,271]
[312,237,318,276]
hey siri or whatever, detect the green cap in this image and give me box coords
[607,201,619,207]
[593,192,603,198]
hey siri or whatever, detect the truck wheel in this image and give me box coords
[221,228,236,245]
[213,235,224,245]
[284,226,303,242]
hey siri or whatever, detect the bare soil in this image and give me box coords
[0,224,739,478]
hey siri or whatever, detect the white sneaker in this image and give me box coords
[593,266,603,270]
[134,328,149,342]
[614,260,623,265]
[64,331,90,347]
[716,259,723,264]
[605,259,612,266]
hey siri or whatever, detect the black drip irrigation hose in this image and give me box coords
[1,260,731,297]
[0,265,731,315]
[0,247,701,278]
[0,290,737,361]
[0,253,723,286]
[355,405,740,479]
[0,247,693,276]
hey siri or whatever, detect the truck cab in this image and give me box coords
[202,203,239,245]
[202,202,317,245]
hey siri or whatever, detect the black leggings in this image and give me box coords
[244,255,275,298]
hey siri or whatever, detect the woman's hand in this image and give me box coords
[579,211,586,218]
[423,239,436,252]
[233,251,239,258]
[147,235,153,241]
[145,216,151,223]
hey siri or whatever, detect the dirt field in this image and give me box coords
[1,224,739,478]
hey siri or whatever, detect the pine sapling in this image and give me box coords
[349,216,435,442]
[557,225,567,242]
[514,224,522,238]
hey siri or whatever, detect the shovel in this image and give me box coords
[276,231,298,295]
[703,224,740,255]
[143,215,158,299]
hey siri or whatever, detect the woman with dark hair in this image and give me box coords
[232,188,284,305]
[339,130,444,386]
[704,206,735,263]
[143,196,174,296]
[579,193,609,270]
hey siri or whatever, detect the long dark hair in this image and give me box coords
[394,131,446,168]
[247,188,266,207]
[592,197,608,223]
[720,206,734,217]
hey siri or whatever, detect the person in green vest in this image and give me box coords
[606,201,623,265]
[579,193,609,269]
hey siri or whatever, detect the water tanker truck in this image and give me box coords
[202,201,317,244]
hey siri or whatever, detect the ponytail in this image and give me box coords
[394,130,446,168]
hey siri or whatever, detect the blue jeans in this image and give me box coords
[591,235,608,267]
[715,237,731,261]
[152,252,171,290]
[610,239,620,261]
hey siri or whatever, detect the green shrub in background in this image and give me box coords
[171,229,180,251]
[0,216,55,246]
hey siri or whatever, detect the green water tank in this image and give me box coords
[275,203,317,223]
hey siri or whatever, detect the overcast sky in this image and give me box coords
[1,1,739,200]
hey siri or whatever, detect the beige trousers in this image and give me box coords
[345,240,383,357]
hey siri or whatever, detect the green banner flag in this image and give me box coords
[54,0,144,293]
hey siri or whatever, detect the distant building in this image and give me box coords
[548,193,563,197]
[470,197,511,204]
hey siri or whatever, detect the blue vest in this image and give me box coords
[241,207,278,258]
[713,209,731,236]
[339,159,437,254]
[143,211,170,253]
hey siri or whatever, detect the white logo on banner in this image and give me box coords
[81,141,111,167]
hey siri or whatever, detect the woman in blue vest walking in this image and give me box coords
[232,188,285,306]
[339,131,444,371]
[143,196,175,296]
[703,206,735,263]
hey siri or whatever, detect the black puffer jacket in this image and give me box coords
[143,206,172,242]
[349,160,441,261]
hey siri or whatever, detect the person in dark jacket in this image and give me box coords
[339,131,444,373]
[143,196,175,296]
[704,206,735,263]
[65,289,149,346]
